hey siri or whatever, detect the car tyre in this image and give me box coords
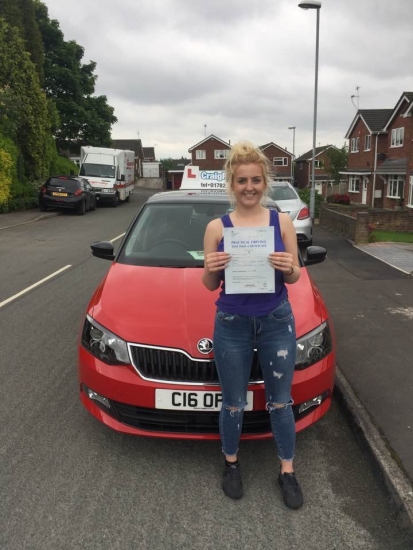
[90,197,97,211]
[39,204,47,212]
[112,193,119,207]
[77,199,86,216]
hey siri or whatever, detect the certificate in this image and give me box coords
[223,226,274,294]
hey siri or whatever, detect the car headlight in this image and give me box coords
[295,321,333,370]
[81,315,130,365]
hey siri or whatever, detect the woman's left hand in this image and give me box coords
[268,252,294,273]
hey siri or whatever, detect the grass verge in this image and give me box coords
[371,230,413,243]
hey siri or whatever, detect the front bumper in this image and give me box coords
[78,345,336,440]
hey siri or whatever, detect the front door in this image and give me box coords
[362,179,367,204]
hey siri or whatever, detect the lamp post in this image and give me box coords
[288,126,296,183]
[299,0,321,220]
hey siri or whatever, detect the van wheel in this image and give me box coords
[112,193,119,207]
[77,199,86,215]
[125,194,130,203]
[90,197,96,211]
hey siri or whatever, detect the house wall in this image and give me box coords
[190,137,230,170]
[295,161,308,189]
[261,144,292,179]
[382,105,413,209]
[294,149,333,192]
[346,100,413,210]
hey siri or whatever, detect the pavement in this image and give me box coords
[310,225,413,538]
[1,208,413,537]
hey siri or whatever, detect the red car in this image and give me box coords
[78,190,336,439]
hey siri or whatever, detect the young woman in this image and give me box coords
[202,141,303,510]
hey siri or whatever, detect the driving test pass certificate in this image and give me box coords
[223,226,275,294]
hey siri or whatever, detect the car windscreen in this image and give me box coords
[79,164,116,178]
[268,186,298,201]
[47,178,80,191]
[117,202,230,267]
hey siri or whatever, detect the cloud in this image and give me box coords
[45,0,413,159]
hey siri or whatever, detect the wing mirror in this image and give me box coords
[91,241,115,261]
[303,245,327,266]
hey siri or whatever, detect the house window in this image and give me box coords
[349,176,360,193]
[364,135,371,151]
[408,176,413,207]
[390,127,404,147]
[195,150,206,160]
[387,175,404,198]
[214,150,229,159]
[273,157,288,166]
[350,137,360,152]
[315,160,323,169]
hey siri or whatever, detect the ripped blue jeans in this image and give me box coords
[213,299,296,460]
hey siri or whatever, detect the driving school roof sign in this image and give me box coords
[180,166,226,190]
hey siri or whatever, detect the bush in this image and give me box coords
[49,153,78,177]
[330,193,350,205]
[0,179,40,213]
[297,187,324,218]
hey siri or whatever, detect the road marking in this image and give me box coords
[0,265,72,309]
[109,233,125,243]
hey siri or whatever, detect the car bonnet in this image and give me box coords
[88,264,327,359]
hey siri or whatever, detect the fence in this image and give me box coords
[319,204,413,243]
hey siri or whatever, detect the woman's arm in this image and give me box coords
[268,212,301,285]
[202,219,230,291]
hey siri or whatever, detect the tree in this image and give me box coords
[34,1,117,152]
[0,0,44,84]
[326,144,348,184]
[0,18,51,180]
[160,158,176,172]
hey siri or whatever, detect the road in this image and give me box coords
[0,189,410,550]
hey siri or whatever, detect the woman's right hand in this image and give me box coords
[205,252,231,273]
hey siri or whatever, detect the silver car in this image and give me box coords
[268,181,312,246]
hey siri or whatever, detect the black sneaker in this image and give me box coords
[222,463,243,499]
[278,471,303,510]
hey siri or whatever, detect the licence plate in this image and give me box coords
[155,389,253,411]
[52,192,68,197]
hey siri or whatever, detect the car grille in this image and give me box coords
[129,345,263,384]
[108,401,299,434]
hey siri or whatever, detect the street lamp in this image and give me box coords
[288,126,296,182]
[299,0,321,220]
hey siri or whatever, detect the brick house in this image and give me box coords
[259,142,293,183]
[188,135,231,170]
[342,92,413,210]
[294,145,341,196]
[143,147,156,161]
[188,135,292,179]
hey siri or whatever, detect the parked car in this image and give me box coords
[39,176,97,215]
[268,181,312,246]
[78,189,335,439]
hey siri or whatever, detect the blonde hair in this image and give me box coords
[225,141,271,202]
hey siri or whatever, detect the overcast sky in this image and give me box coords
[45,0,413,160]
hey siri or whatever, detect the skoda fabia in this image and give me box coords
[78,189,336,439]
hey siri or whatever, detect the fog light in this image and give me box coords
[298,393,325,414]
[85,387,111,409]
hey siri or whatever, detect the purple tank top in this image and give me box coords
[216,209,288,316]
